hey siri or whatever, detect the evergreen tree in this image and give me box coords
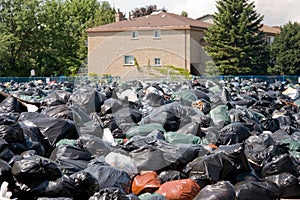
[269,22,300,75]
[204,0,270,75]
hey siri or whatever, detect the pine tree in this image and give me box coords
[269,22,300,75]
[204,0,270,75]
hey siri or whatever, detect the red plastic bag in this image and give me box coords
[156,179,200,200]
[132,171,161,195]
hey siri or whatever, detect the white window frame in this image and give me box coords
[131,31,139,39]
[124,55,134,65]
[154,58,161,66]
[153,30,161,39]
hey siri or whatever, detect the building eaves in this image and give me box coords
[87,12,210,33]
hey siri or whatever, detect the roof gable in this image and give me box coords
[87,12,210,33]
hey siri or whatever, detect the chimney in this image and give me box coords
[115,9,121,22]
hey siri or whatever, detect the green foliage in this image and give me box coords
[0,0,115,77]
[181,11,188,17]
[204,0,270,75]
[269,22,300,75]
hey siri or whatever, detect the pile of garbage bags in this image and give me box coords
[0,78,300,200]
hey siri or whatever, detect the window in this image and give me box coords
[124,55,134,65]
[153,30,161,38]
[267,36,275,45]
[131,31,138,39]
[154,58,161,66]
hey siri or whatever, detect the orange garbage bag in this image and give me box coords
[132,171,161,195]
[156,179,200,200]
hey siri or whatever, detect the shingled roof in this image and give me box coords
[87,11,211,33]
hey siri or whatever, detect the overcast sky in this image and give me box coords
[106,0,300,26]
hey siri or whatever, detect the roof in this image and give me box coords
[261,24,280,34]
[87,11,211,33]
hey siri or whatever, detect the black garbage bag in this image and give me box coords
[100,98,123,116]
[191,114,212,129]
[69,85,106,114]
[244,133,275,166]
[264,172,300,198]
[184,153,235,187]
[141,102,199,132]
[192,89,210,102]
[0,159,13,185]
[84,162,131,193]
[260,118,280,132]
[42,105,73,120]
[261,154,299,178]
[228,107,262,133]
[78,134,111,158]
[71,106,103,137]
[274,115,293,127]
[215,143,252,173]
[12,155,62,185]
[70,171,99,199]
[29,175,75,198]
[18,112,79,148]
[176,121,201,137]
[20,123,50,156]
[110,106,143,132]
[0,112,19,125]
[0,123,25,144]
[0,148,15,162]
[234,180,281,200]
[89,187,139,200]
[194,181,236,200]
[51,144,92,161]
[232,94,257,108]
[158,170,187,184]
[124,129,165,151]
[271,129,291,145]
[155,140,208,170]
[41,90,71,107]
[143,92,165,107]
[201,126,220,144]
[0,96,27,113]
[217,122,251,145]
[50,144,92,175]
[220,87,233,104]
[130,145,169,172]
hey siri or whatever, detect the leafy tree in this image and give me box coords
[0,0,115,77]
[130,5,158,18]
[0,0,43,76]
[269,22,300,75]
[181,11,188,17]
[204,0,270,75]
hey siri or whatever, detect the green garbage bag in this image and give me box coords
[164,132,202,145]
[209,105,230,125]
[172,90,198,106]
[126,123,166,139]
[139,192,166,200]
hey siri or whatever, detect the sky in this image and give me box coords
[105,0,300,26]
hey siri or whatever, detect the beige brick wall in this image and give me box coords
[88,29,209,76]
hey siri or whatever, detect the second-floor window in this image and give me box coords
[131,31,138,39]
[153,30,161,38]
[124,55,134,65]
